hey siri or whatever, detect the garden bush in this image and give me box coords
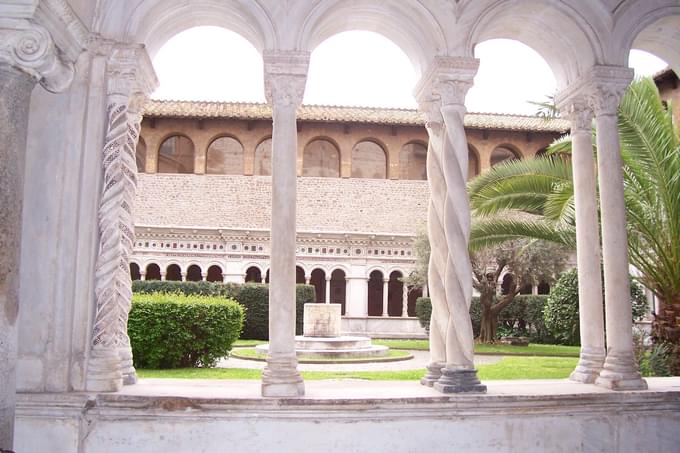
[238,283,315,339]
[129,292,244,368]
[415,297,432,332]
[132,280,241,298]
[544,269,649,345]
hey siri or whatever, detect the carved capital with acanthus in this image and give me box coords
[556,95,592,134]
[263,50,309,109]
[414,56,479,110]
[557,65,632,118]
[106,44,158,104]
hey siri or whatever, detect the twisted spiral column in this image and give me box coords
[416,57,484,392]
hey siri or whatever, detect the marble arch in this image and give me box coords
[3,1,680,451]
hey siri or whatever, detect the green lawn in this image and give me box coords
[373,339,580,357]
[137,356,578,381]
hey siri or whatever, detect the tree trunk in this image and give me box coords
[479,304,497,343]
[653,294,680,375]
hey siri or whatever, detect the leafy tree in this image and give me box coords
[468,78,680,371]
[471,239,568,342]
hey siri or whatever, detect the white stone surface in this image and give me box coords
[303,303,341,337]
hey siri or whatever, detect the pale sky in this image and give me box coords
[151,27,669,115]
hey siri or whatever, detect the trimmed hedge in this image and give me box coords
[414,295,551,342]
[129,293,244,368]
[132,280,316,340]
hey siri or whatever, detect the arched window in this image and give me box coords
[186,264,202,282]
[206,265,223,282]
[129,263,141,281]
[245,266,262,283]
[351,140,386,179]
[468,146,480,180]
[538,281,551,295]
[367,270,384,316]
[207,136,244,174]
[303,139,340,177]
[387,271,403,316]
[490,146,521,167]
[399,142,427,180]
[330,269,347,315]
[310,268,326,303]
[136,138,147,173]
[407,285,422,317]
[296,266,306,284]
[166,264,182,281]
[145,263,161,281]
[158,135,195,173]
[254,138,272,176]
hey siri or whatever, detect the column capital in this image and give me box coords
[557,65,633,118]
[106,44,158,102]
[0,0,88,92]
[263,50,310,108]
[556,95,593,134]
[414,56,479,113]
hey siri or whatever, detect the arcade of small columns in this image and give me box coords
[1,3,662,448]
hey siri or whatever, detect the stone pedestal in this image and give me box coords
[303,303,341,337]
[420,362,444,387]
[433,368,487,393]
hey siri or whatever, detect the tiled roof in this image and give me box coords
[143,99,570,132]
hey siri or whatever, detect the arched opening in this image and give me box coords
[245,266,262,283]
[303,139,340,177]
[186,264,202,282]
[351,140,387,179]
[500,273,514,295]
[206,136,244,175]
[264,269,270,284]
[468,146,480,180]
[330,269,346,315]
[490,145,521,167]
[520,283,533,295]
[296,266,306,284]
[136,138,147,173]
[407,285,422,317]
[129,263,141,281]
[158,135,195,173]
[145,263,161,281]
[367,270,384,316]
[253,137,272,176]
[206,265,223,282]
[310,268,326,303]
[166,264,182,281]
[387,271,403,317]
[537,281,551,295]
[399,142,427,180]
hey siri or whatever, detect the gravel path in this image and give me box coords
[218,349,504,372]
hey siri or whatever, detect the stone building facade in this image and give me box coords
[132,100,568,336]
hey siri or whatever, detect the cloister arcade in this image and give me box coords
[3,1,680,451]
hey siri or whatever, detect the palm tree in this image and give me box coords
[468,77,680,372]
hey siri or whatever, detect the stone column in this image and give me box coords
[140,271,147,281]
[586,67,646,390]
[87,45,157,392]
[382,278,389,317]
[201,272,207,282]
[261,51,309,397]
[159,271,166,281]
[414,57,485,393]
[402,284,409,317]
[0,20,77,450]
[556,95,605,383]
[325,275,331,304]
[422,284,428,298]
[305,276,311,285]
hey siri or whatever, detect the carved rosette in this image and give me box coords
[87,45,157,392]
[414,57,479,387]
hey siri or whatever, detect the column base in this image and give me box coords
[119,345,137,386]
[433,367,486,394]
[420,362,444,387]
[595,352,647,391]
[261,353,305,397]
[86,346,123,392]
[569,348,605,384]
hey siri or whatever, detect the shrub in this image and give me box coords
[132,280,241,299]
[544,269,649,345]
[415,297,432,332]
[238,283,315,339]
[129,292,244,368]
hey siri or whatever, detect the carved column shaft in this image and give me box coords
[557,96,605,383]
[382,278,389,316]
[261,51,308,397]
[586,68,646,390]
[87,44,157,392]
